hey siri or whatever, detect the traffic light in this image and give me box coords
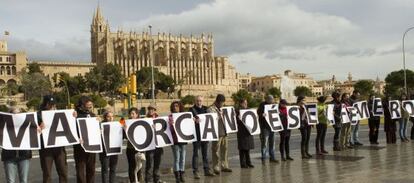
[129,74,137,94]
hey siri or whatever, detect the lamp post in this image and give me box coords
[402,26,414,94]
[149,25,155,104]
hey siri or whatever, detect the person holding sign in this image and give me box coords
[278,99,293,161]
[399,94,410,142]
[37,95,68,183]
[189,96,215,179]
[315,96,328,155]
[297,96,312,159]
[350,90,363,146]
[368,94,380,144]
[330,92,343,151]
[126,107,145,183]
[169,101,187,183]
[383,96,397,144]
[73,96,97,183]
[257,95,278,163]
[339,93,352,150]
[236,99,255,168]
[208,94,232,174]
[99,111,119,183]
[2,107,34,183]
[144,104,166,183]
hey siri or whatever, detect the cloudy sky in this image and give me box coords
[1,0,414,81]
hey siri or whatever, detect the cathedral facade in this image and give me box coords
[90,7,239,97]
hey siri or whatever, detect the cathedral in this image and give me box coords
[90,6,239,97]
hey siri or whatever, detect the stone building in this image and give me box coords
[250,70,317,92]
[31,61,95,85]
[90,6,239,97]
[238,73,252,90]
[0,40,27,85]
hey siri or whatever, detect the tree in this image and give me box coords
[90,94,108,114]
[27,62,43,75]
[294,86,312,97]
[21,72,52,101]
[354,80,374,98]
[136,67,175,98]
[231,89,261,108]
[26,98,41,111]
[267,87,281,99]
[53,72,87,96]
[385,69,414,98]
[85,63,126,96]
[181,95,195,106]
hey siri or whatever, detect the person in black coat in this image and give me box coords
[383,96,397,144]
[236,99,254,168]
[331,91,342,151]
[368,94,381,144]
[298,96,312,159]
[279,99,293,161]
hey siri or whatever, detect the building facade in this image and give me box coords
[90,6,239,97]
[31,61,95,85]
[0,40,27,85]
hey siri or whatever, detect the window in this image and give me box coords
[6,57,11,62]
[0,57,2,62]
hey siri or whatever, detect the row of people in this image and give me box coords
[3,92,414,183]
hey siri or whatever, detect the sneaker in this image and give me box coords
[221,168,232,172]
[193,172,200,179]
[213,169,220,175]
[204,170,215,177]
[269,159,279,163]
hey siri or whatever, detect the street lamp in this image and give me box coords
[149,25,155,104]
[402,26,414,95]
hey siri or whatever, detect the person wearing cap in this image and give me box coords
[331,91,342,151]
[297,96,312,159]
[257,95,278,163]
[37,95,69,183]
[278,99,293,161]
[2,107,37,183]
[145,104,166,183]
[99,110,119,183]
[73,96,97,183]
[189,96,215,179]
[208,94,232,174]
[315,96,328,155]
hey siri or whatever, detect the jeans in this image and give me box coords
[399,118,408,139]
[145,148,163,183]
[316,123,327,152]
[39,147,68,183]
[350,122,361,144]
[73,145,96,183]
[99,153,118,183]
[4,159,30,183]
[126,148,144,183]
[260,128,275,160]
[192,141,209,173]
[172,144,186,172]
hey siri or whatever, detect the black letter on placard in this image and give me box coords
[306,105,318,124]
[403,101,414,115]
[78,119,101,152]
[203,114,218,139]
[102,124,121,154]
[222,108,237,132]
[288,107,300,128]
[268,110,282,131]
[153,118,172,146]
[0,113,38,148]
[353,102,369,119]
[373,98,383,116]
[127,120,153,150]
[175,113,194,141]
[47,112,77,146]
[241,111,258,133]
[389,101,401,119]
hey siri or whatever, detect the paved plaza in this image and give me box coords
[2,126,414,183]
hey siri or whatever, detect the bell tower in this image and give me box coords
[91,5,109,65]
